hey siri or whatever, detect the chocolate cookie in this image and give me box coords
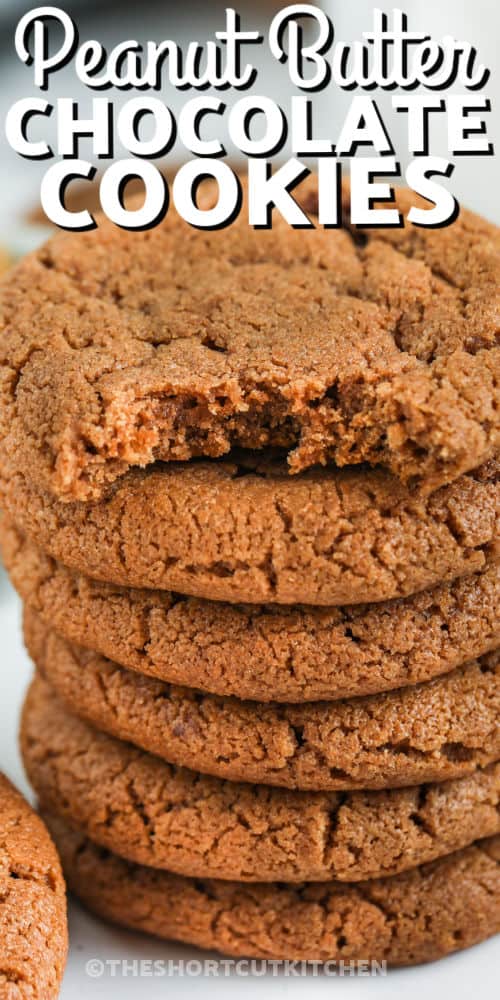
[2,454,497,605]
[21,677,500,884]
[1,180,498,501]
[4,518,499,701]
[0,773,67,998]
[25,609,500,792]
[47,814,500,966]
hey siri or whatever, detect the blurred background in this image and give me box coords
[0,0,498,261]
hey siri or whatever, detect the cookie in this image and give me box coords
[21,676,500,884]
[4,519,499,701]
[2,454,498,605]
[0,247,9,274]
[47,814,500,966]
[25,609,500,792]
[1,180,498,502]
[0,773,67,999]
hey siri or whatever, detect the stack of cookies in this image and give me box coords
[0,180,499,967]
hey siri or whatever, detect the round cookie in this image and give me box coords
[47,814,500,966]
[25,609,500,792]
[21,676,500,884]
[2,455,498,605]
[4,519,499,702]
[0,773,67,999]
[1,180,498,502]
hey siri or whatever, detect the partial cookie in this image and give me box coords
[1,180,498,502]
[21,677,500,883]
[47,815,500,966]
[25,609,500,791]
[0,247,9,274]
[3,518,499,701]
[2,455,497,605]
[0,773,67,999]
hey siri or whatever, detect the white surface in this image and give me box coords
[0,566,499,996]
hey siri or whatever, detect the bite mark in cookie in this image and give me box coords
[1,180,498,501]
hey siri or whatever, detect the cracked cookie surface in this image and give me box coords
[0,180,498,502]
[21,676,500,883]
[47,815,500,966]
[25,609,500,791]
[0,773,67,999]
[4,518,499,701]
[2,454,498,605]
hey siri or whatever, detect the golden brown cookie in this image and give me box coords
[25,609,500,792]
[47,814,500,966]
[2,454,498,605]
[1,180,498,502]
[21,676,500,884]
[0,773,67,999]
[4,518,499,701]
